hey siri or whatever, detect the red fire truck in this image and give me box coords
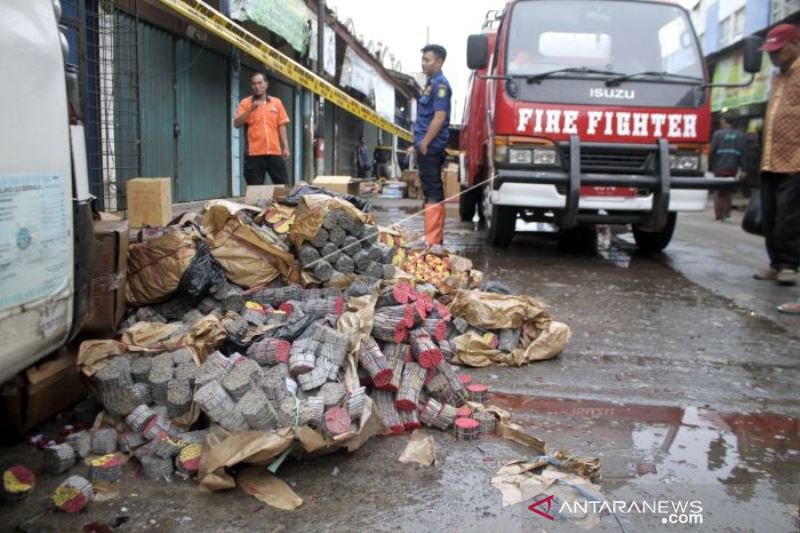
[459,0,763,250]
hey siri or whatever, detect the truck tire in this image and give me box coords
[487,204,516,247]
[459,184,481,222]
[633,213,677,253]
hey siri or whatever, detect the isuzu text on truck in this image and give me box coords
[459,0,762,250]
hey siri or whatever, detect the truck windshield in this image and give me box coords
[506,0,704,82]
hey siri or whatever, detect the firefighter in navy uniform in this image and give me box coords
[412,44,451,245]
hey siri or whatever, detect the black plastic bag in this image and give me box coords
[177,241,228,303]
[742,192,764,236]
[282,184,371,212]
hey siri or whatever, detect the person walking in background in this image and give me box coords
[741,124,763,197]
[234,71,291,185]
[410,44,451,246]
[752,24,800,287]
[354,135,370,178]
[709,114,745,221]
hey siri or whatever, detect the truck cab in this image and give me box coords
[461,0,762,250]
[0,1,93,384]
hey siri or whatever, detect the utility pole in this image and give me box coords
[316,0,326,176]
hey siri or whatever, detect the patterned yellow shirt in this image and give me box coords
[762,58,800,173]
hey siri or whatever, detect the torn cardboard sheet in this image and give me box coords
[491,464,602,528]
[238,467,303,510]
[398,430,436,466]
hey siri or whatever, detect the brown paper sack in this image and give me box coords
[448,290,571,366]
[199,429,294,491]
[203,205,300,288]
[126,227,198,306]
[288,194,374,249]
[119,315,226,363]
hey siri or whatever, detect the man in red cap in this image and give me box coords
[753,24,800,303]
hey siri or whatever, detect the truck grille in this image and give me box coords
[560,147,653,174]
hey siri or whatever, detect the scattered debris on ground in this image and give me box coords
[21,184,583,512]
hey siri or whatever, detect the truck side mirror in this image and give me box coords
[742,35,763,74]
[467,34,489,70]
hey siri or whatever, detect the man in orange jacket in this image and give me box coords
[234,71,291,185]
[411,44,451,245]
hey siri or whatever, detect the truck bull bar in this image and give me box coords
[492,136,738,229]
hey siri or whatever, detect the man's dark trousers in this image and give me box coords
[761,171,800,270]
[244,155,288,185]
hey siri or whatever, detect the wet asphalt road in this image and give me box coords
[0,199,797,532]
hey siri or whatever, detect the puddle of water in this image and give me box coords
[489,392,800,530]
[490,392,799,486]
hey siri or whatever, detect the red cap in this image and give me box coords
[760,24,800,52]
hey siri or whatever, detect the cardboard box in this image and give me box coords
[0,344,88,435]
[245,185,289,206]
[312,176,362,196]
[84,220,128,332]
[127,177,172,228]
[442,167,460,203]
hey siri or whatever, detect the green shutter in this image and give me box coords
[138,23,176,186]
[175,40,229,201]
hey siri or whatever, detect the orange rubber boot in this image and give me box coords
[424,203,445,246]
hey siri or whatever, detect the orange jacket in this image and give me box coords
[236,95,290,156]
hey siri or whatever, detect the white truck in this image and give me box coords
[0,0,93,384]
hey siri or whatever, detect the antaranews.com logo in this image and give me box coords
[529,494,704,525]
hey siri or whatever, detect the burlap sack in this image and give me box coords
[126,227,198,306]
[448,290,571,366]
[202,205,300,288]
[288,194,374,249]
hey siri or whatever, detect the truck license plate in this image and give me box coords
[580,186,637,198]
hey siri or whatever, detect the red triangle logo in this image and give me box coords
[528,494,555,521]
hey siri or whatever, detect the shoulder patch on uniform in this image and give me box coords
[436,85,447,98]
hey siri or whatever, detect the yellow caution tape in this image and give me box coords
[156,0,413,142]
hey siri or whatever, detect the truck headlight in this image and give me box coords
[532,148,557,166]
[670,154,700,171]
[493,145,508,164]
[509,148,532,164]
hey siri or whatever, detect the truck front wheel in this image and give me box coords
[633,213,677,253]
[487,204,517,247]
[459,183,482,222]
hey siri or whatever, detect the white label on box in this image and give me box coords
[0,173,70,312]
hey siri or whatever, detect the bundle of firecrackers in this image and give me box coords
[297,210,397,283]
[346,280,499,440]
[399,249,472,290]
[259,203,295,234]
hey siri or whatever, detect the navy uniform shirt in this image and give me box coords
[414,71,451,152]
